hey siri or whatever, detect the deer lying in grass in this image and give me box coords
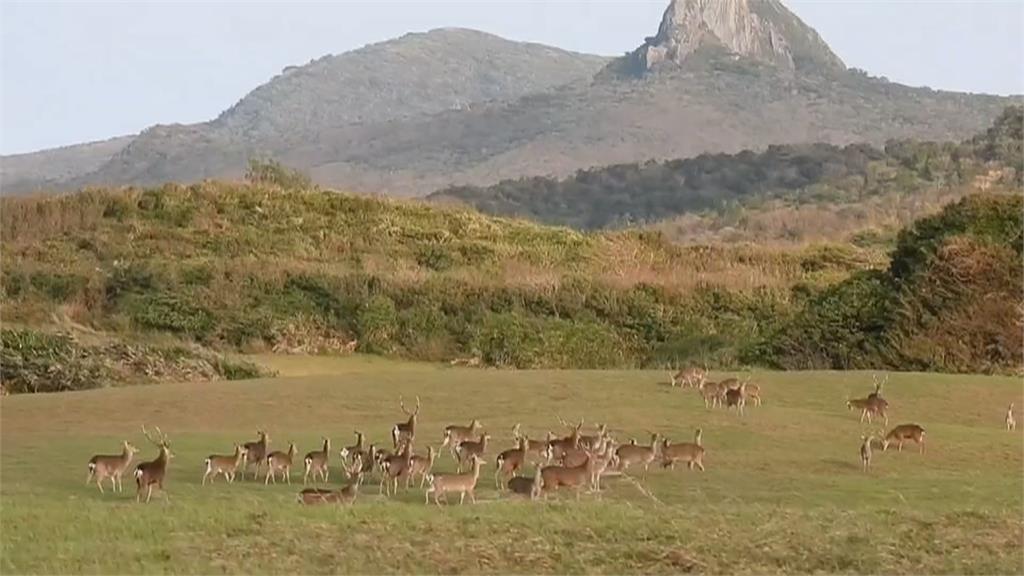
[860,434,874,472]
[392,396,421,451]
[135,425,173,503]
[671,366,707,388]
[661,428,705,471]
[303,437,331,485]
[203,444,248,485]
[298,470,362,506]
[407,446,437,489]
[265,442,297,484]
[507,463,544,500]
[242,430,270,480]
[442,419,483,461]
[1007,403,1016,431]
[425,454,483,505]
[456,433,491,472]
[882,424,926,453]
[87,440,139,493]
[615,433,660,480]
[847,396,889,425]
[699,381,727,409]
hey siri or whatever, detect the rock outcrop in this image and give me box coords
[632,0,845,72]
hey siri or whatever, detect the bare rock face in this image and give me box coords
[633,0,845,72]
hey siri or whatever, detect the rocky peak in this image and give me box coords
[632,0,845,73]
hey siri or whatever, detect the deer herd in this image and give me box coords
[85,371,1018,505]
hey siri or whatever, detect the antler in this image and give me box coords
[512,423,522,440]
[141,424,165,447]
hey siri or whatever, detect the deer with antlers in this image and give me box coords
[868,373,888,400]
[265,442,297,485]
[441,419,483,461]
[202,444,248,485]
[424,454,483,505]
[135,426,173,503]
[303,437,331,485]
[87,440,139,493]
[242,430,270,480]
[847,396,889,426]
[392,396,421,451]
[548,417,584,460]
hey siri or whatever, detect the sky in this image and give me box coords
[1,1,1022,155]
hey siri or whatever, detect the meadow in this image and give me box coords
[1,355,1021,574]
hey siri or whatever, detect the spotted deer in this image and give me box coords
[87,440,139,493]
[671,366,707,388]
[339,431,365,463]
[540,453,598,500]
[265,442,297,484]
[202,444,248,485]
[589,441,619,492]
[699,381,727,409]
[882,424,926,453]
[424,454,483,505]
[298,470,362,505]
[495,437,529,490]
[242,430,270,480]
[442,419,483,461]
[725,382,747,415]
[407,446,438,489]
[379,443,413,496]
[392,396,421,450]
[303,437,331,485]
[615,433,660,479]
[512,424,554,463]
[660,428,705,471]
[134,425,173,503]
[456,433,491,472]
[847,396,889,425]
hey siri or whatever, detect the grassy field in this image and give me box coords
[1,356,1021,574]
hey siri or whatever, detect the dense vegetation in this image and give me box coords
[2,179,1019,387]
[432,106,1022,243]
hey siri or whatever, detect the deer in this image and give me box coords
[1007,403,1016,431]
[882,424,926,453]
[671,365,707,388]
[699,381,727,409]
[134,425,173,503]
[589,441,619,492]
[339,431,365,464]
[456,433,491,472]
[303,437,331,485]
[406,445,438,489]
[424,454,483,505]
[506,463,544,500]
[265,442,297,484]
[298,469,362,506]
[495,437,529,490]
[540,452,598,500]
[615,433,660,479]
[847,396,889,425]
[392,396,421,450]
[202,444,248,485]
[86,440,139,493]
[242,430,270,480]
[441,419,483,461]
[577,423,610,451]
[548,418,584,460]
[868,373,888,400]
[725,383,747,415]
[860,434,874,471]
[512,424,555,463]
[660,428,705,471]
[379,443,413,496]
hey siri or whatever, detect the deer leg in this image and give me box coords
[469,489,476,504]
[145,484,153,503]
[86,469,94,485]
[696,460,705,472]
[459,491,466,505]
[96,477,105,494]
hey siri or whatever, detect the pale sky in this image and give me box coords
[1,1,1022,155]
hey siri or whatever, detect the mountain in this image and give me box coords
[2,29,606,194]
[3,0,1017,197]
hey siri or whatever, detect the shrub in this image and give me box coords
[355,295,398,354]
[245,158,313,190]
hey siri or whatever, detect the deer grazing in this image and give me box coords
[265,442,297,484]
[615,433,660,479]
[303,437,331,485]
[507,463,544,500]
[298,469,362,506]
[456,433,491,472]
[202,444,248,485]
[242,430,270,480]
[882,424,926,453]
[442,419,483,461]
[495,437,529,490]
[847,396,889,425]
[86,440,139,493]
[660,428,705,471]
[392,396,421,450]
[1007,403,1016,431]
[860,434,874,471]
[135,425,173,503]
[699,381,727,409]
[671,365,707,388]
[424,454,483,505]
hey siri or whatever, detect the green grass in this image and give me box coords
[2,357,1022,574]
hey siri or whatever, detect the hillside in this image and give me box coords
[2,28,606,195]
[2,182,1019,378]
[430,106,1023,243]
[3,0,1015,197]
[0,136,134,193]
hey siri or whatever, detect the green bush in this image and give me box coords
[355,294,398,354]
[127,293,215,339]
